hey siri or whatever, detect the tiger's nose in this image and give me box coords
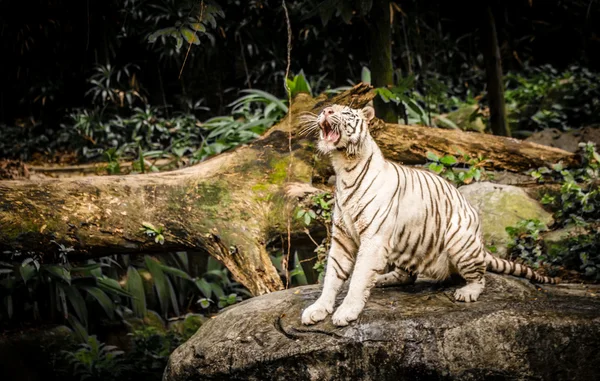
[323,107,335,116]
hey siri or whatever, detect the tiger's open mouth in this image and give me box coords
[320,119,340,144]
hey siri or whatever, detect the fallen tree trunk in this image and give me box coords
[0,84,577,296]
[370,121,578,172]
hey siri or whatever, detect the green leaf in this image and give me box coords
[540,194,555,204]
[174,252,189,272]
[198,298,211,309]
[210,282,225,299]
[62,285,88,328]
[206,257,222,272]
[166,276,180,316]
[145,256,170,317]
[303,213,311,225]
[291,72,312,96]
[20,263,37,284]
[189,22,206,32]
[428,163,444,174]
[43,265,71,285]
[180,28,200,45]
[147,27,178,43]
[426,152,440,162]
[237,89,288,113]
[435,115,460,130]
[361,67,371,85]
[174,34,183,50]
[286,77,295,96]
[440,155,458,166]
[81,286,115,320]
[97,277,132,298]
[4,295,13,319]
[126,266,146,318]
[141,222,157,231]
[226,293,237,305]
[195,278,212,299]
[71,263,102,273]
[67,315,89,343]
[160,264,192,280]
[403,97,425,117]
[463,172,473,184]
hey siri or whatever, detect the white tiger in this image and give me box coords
[298,104,559,327]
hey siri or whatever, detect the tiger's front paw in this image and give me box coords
[331,303,363,327]
[301,302,332,325]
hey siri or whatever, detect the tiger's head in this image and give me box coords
[299,104,375,156]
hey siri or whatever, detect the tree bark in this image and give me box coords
[481,2,510,137]
[369,120,576,172]
[0,84,576,296]
[369,0,397,123]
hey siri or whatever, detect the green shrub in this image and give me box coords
[510,141,600,280]
[505,64,600,133]
[505,219,549,268]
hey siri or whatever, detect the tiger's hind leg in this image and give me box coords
[449,239,487,303]
[375,266,416,287]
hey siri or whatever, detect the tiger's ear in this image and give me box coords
[362,106,375,122]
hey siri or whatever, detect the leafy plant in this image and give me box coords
[374,75,429,125]
[147,1,225,54]
[286,71,313,98]
[0,257,131,336]
[294,191,334,227]
[505,219,549,268]
[60,335,127,381]
[519,142,600,280]
[86,63,145,108]
[550,229,600,280]
[191,89,287,163]
[104,147,122,175]
[426,151,491,186]
[140,222,166,245]
[504,64,600,133]
[194,257,248,310]
[529,142,600,226]
[293,191,334,282]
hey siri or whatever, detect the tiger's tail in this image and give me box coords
[484,252,560,284]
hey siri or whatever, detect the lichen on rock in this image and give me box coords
[459,181,554,256]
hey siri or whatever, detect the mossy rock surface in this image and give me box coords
[459,182,554,256]
[164,274,600,381]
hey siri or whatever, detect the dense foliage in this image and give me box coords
[505,142,600,280]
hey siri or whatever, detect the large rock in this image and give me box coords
[459,182,554,256]
[164,274,600,381]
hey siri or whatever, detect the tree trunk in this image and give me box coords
[0,84,576,296]
[481,2,510,137]
[369,0,397,123]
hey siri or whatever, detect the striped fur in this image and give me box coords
[300,104,559,327]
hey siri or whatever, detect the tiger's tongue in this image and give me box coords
[322,120,338,142]
[325,130,339,142]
